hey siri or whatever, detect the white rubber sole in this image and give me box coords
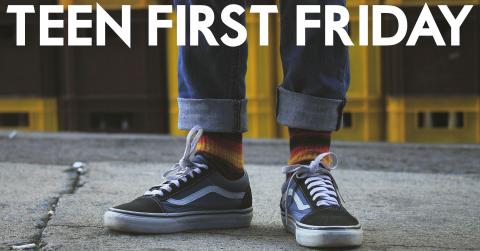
[104,208,253,234]
[282,213,363,248]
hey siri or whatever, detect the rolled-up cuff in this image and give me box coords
[178,98,248,133]
[276,87,345,131]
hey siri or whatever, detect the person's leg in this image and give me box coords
[278,0,349,131]
[278,0,349,166]
[279,0,349,166]
[176,0,248,178]
[288,128,332,165]
[278,1,362,248]
[104,0,252,234]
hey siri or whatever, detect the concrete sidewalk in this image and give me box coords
[0,132,479,250]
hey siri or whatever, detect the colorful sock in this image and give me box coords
[196,132,244,179]
[288,128,332,165]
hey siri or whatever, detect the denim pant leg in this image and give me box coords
[175,0,248,133]
[277,0,350,132]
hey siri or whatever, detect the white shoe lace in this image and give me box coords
[144,126,207,197]
[282,153,343,224]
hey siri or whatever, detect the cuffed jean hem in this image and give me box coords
[178,98,248,133]
[276,87,345,132]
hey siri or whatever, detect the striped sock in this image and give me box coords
[288,128,332,165]
[196,132,244,179]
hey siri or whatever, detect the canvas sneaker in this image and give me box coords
[280,152,363,248]
[104,126,253,233]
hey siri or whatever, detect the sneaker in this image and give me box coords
[280,153,363,248]
[104,126,253,233]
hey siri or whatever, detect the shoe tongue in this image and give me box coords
[191,153,208,165]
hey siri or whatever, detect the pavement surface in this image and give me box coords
[0,131,479,250]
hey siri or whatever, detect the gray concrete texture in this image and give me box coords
[1,131,480,175]
[42,163,480,250]
[0,132,479,250]
[0,163,75,250]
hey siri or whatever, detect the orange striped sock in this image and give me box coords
[288,128,332,165]
[196,132,244,179]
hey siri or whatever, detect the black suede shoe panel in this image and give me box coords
[113,196,163,214]
[300,207,359,227]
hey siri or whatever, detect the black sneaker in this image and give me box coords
[104,126,253,233]
[280,153,363,247]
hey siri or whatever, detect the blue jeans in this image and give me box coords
[175,0,349,133]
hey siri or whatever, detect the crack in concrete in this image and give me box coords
[31,167,86,250]
[47,224,103,229]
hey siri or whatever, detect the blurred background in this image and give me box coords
[0,0,478,143]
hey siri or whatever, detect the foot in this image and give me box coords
[104,126,253,233]
[280,153,363,248]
